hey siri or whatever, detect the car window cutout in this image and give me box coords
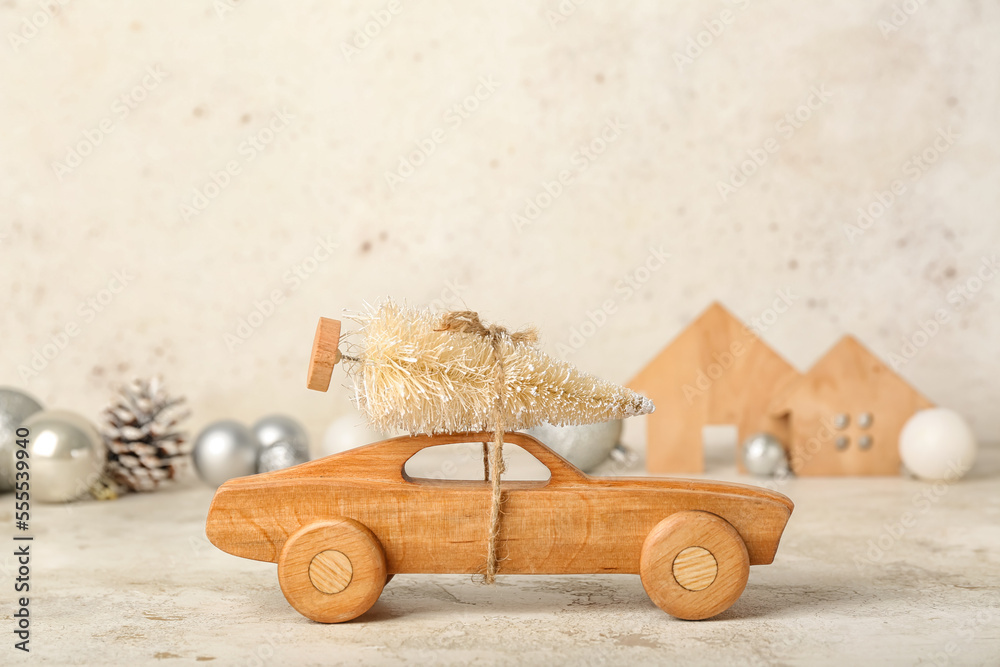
[403,442,552,483]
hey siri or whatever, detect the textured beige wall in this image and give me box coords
[1,1,998,447]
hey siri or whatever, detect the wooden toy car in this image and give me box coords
[206,431,793,623]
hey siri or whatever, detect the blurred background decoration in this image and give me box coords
[1,2,998,458]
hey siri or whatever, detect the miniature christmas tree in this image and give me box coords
[318,301,655,581]
[344,302,653,435]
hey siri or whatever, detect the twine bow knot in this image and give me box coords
[436,311,538,346]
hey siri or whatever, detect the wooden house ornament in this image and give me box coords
[629,302,800,474]
[769,335,933,476]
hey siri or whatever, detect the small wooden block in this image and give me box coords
[307,317,342,392]
[629,302,800,474]
[770,335,934,476]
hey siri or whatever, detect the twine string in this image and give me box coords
[436,310,538,345]
[436,311,537,583]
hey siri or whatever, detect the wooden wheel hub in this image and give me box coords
[640,510,750,620]
[278,518,387,623]
[309,550,353,594]
[672,546,717,591]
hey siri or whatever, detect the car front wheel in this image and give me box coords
[639,510,750,620]
[277,518,387,623]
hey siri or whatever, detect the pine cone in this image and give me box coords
[101,377,191,493]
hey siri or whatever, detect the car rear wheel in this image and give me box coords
[639,510,750,620]
[277,518,387,623]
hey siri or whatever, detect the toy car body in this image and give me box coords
[207,431,793,622]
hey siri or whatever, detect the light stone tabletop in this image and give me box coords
[3,443,998,666]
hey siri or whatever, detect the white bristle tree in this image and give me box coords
[321,301,654,582]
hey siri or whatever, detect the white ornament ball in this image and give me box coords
[321,416,385,458]
[193,420,258,487]
[899,408,977,481]
[20,409,105,503]
[525,420,622,472]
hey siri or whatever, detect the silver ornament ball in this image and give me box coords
[525,420,622,472]
[193,420,258,487]
[252,414,309,459]
[742,432,790,477]
[0,387,44,491]
[20,409,105,503]
[257,440,310,473]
